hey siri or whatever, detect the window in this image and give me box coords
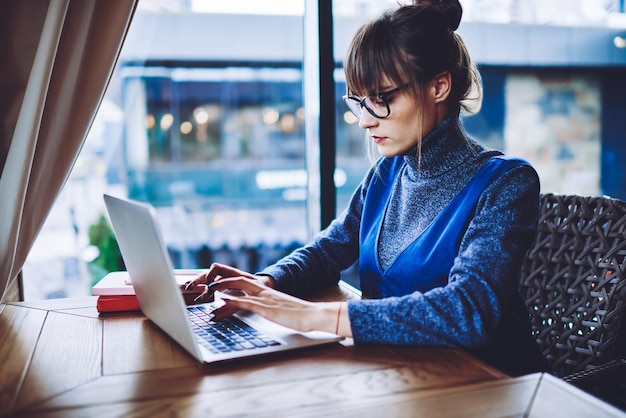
[23,1,312,299]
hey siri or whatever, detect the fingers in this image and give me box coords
[191,277,246,304]
[210,292,272,321]
[184,263,253,291]
[210,297,244,321]
[189,270,263,304]
[192,287,213,304]
[206,278,268,320]
[209,286,318,332]
[184,272,209,291]
[209,277,265,296]
[183,263,228,291]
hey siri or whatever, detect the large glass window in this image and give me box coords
[23,1,309,300]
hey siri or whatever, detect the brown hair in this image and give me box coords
[344,0,481,160]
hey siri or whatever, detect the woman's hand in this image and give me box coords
[209,277,350,336]
[184,263,275,303]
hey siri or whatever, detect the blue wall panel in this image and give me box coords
[601,70,626,200]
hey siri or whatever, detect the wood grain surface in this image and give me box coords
[2,285,623,418]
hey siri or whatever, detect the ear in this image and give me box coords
[432,72,451,103]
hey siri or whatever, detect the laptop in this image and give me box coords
[102,193,343,364]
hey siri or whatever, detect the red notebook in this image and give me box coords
[96,294,141,312]
[93,270,204,313]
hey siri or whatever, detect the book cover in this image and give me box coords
[92,270,205,296]
[96,291,203,313]
[93,270,205,313]
[96,295,141,312]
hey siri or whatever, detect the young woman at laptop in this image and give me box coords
[186,0,548,377]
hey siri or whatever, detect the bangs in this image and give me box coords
[343,19,407,95]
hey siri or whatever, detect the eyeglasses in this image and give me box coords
[342,83,411,119]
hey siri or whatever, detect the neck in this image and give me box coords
[404,115,478,178]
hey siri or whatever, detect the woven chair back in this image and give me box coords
[519,193,626,377]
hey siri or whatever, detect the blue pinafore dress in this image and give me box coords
[358,155,548,376]
[359,155,526,298]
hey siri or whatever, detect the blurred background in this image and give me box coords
[21,0,626,299]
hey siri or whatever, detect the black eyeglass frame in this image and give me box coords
[342,83,412,119]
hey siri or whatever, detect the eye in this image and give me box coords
[369,96,386,106]
[381,94,395,105]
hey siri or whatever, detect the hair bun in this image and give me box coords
[412,0,463,31]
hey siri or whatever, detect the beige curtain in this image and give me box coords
[0,0,138,302]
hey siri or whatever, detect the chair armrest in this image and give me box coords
[563,359,626,389]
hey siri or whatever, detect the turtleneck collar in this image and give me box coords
[403,115,480,178]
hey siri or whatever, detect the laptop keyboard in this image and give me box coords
[187,305,281,354]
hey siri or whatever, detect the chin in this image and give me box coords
[376,145,405,158]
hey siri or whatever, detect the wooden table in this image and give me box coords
[1,285,625,417]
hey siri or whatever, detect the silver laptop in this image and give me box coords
[103,193,343,364]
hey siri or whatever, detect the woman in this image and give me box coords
[186,0,547,376]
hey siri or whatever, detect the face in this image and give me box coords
[357,78,441,158]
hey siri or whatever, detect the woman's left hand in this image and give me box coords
[209,277,346,335]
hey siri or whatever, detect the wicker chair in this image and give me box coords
[519,193,626,409]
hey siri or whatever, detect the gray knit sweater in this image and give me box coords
[262,116,540,350]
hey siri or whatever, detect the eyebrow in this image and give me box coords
[362,86,394,96]
[373,86,398,96]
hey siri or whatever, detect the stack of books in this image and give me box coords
[92,270,205,313]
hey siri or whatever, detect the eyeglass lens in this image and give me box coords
[345,95,390,119]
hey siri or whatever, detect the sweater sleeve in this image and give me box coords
[260,167,374,297]
[348,165,540,348]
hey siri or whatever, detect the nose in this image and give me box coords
[358,109,378,129]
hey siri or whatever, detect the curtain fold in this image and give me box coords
[0,0,138,302]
